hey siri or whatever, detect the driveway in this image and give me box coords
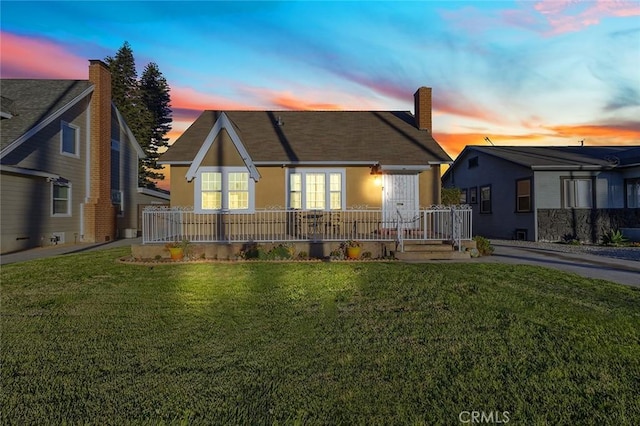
[473,240,640,288]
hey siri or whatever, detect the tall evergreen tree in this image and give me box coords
[140,62,172,187]
[105,42,159,188]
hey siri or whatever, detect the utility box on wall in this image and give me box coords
[124,228,138,238]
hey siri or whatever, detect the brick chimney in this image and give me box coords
[414,87,432,132]
[83,59,115,242]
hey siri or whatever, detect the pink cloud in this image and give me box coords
[240,86,383,111]
[249,88,344,110]
[170,85,256,112]
[532,0,640,35]
[0,31,87,78]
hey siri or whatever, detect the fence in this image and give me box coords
[142,206,472,248]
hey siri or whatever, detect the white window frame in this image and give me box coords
[194,167,254,213]
[480,185,491,214]
[286,168,346,211]
[516,178,532,212]
[51,181,72,217]
[60,121,80,157]
[626,178,640,208]
[459,188,467,204]
[111,189,124,217]
[563,178,593,209]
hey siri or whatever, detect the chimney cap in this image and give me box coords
[89,59,109,69]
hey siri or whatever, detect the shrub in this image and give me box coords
[240,243,294,260]
[473,235,494,256]
[266,244,294,260]
[602,230,628,246]
[560,234,581,245]
[441,187,462,205]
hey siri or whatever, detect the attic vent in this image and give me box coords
[604,155,620,166]
[276,116,284,126]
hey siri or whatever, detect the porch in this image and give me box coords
[142,206,473,251]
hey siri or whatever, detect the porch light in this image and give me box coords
[370,164,382,186]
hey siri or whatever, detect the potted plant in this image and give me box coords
[342,240,361,259]
[165,238,190,260]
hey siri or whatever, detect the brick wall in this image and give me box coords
[84,60,115,242]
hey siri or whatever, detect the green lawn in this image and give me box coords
[1,248,639,425]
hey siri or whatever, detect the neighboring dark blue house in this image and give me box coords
[442,145,640,243]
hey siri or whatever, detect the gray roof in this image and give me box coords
[465,145,640,169]
[0,80,92,151]
[160,110,452,166]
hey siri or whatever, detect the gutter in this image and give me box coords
[530,165,608,171]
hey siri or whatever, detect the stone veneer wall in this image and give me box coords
[537,208,640,243]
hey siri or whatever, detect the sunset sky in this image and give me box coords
[2,0,639,169]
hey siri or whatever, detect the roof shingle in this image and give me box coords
[160,110,452,166]
[0,80,92,151]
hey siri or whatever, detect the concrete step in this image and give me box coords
[395,250,471,261]
[402,242,454,252]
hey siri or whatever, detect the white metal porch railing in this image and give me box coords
[142,206,472,248]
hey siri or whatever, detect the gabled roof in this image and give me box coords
[456,145,640,170]
[160,110,452,167]
[0,78,146,161]
[0,80,93,154]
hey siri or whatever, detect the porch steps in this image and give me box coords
[395,241,471,261]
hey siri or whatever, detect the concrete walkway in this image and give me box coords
[0,237,141,266]
[2,238,639,288]
[473,241,640,288]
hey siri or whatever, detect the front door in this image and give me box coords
[382,174,419,229]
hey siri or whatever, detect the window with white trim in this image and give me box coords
[228,172,249,210]
[626,178,640,208]
[516,178,531,212]
[111,190,124,216]
[196,167,253,212]
[459,188,467,204]
[61,122,79,156]
[563,178,593,208]
[469,187,477,204]
[480,185,491,213]
[287,169,345,210]
[52,182,71,216]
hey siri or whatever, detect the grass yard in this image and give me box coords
[1,248,639,425]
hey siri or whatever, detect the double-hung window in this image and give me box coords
[459,188,467,204]
[469,187,477,204]
[516,178,532,212]
[196,167,253,213]
[52,182,71,216]
[563,178,593,208]
[61,121,79,157]
[288,169,345,210]
[480,185,491,213]
[626,178,640,208]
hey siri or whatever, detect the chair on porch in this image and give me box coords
[324,212,341,239]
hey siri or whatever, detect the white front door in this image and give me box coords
[382,174,419,229]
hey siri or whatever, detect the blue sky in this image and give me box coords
[1,0,639,157]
